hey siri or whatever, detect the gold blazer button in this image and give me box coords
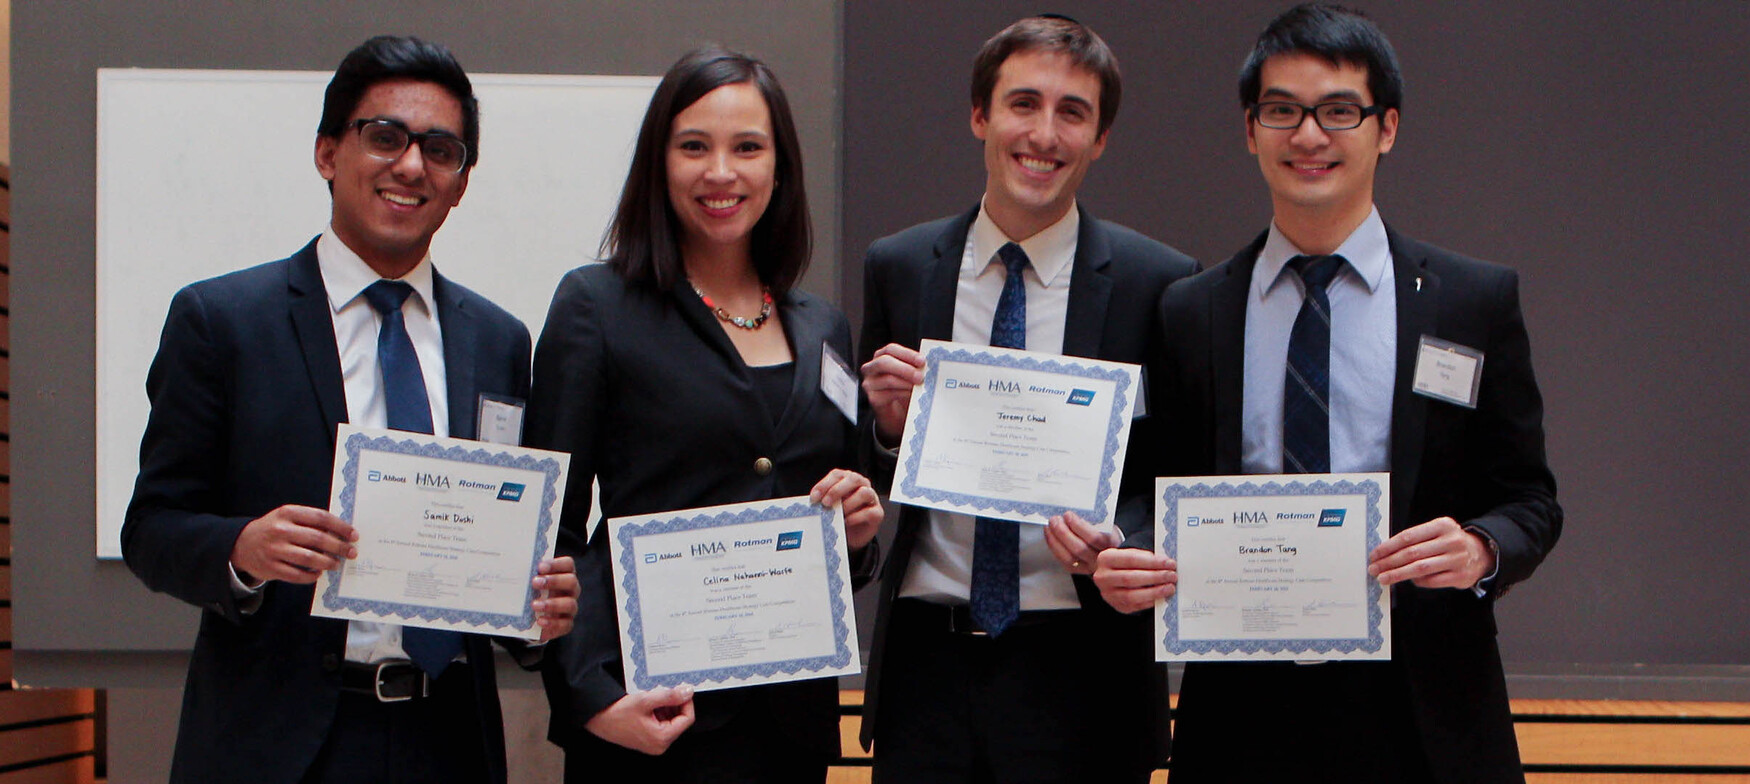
[754,457,774,476]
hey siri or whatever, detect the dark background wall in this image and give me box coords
[843,2,1750,681]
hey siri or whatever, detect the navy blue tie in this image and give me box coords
[362,280,461,676]
[1282,255,1345,474]
[970,242,1028,636]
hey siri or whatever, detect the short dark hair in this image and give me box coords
[1238,4,1403,112]
[603,45,811,295]
[971,15,1123,139]
[318,35,481,169]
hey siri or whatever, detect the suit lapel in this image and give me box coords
[434,272,481,440]
[286,240,347,444]
[1061,205,1112,359]
[773,293,825,444]
[1387,228,1437,530]
[918,207,977,342]
[1213,233,1266,474]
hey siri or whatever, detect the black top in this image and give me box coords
[748,361,795,426]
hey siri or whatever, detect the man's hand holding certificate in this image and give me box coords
[311,425,570,639]
[890,339,1141,526]
[1155,473,1392,662]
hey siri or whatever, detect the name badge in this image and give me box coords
[476,393,526,445]
[820,342,859,425]
[1411,336,1483,408]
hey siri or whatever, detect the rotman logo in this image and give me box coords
[1318,509,1346,527]
[497,483,526,502]
[1067,389,1097,406]
[776,531,803,551]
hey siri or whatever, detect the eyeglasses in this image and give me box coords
[348,118,469,174]
[1250,101,1385,131]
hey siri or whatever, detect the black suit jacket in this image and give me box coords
[855,204,1197,767]
[121,239,532,784]
[526,263,863,766]
[1153,227,1562,782]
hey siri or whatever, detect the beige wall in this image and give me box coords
[2,1,10,162]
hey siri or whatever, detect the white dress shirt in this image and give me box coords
[898,200,1083,610]
[1242,207,1396,476]
[318,229,451,664]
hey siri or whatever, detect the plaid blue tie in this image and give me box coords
[362,280,462,676]
[970,242,1028,636]
[1282,255,1345,474]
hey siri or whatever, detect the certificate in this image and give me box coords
[608,497,860,693]
[311,424,570,639]
[1156,473,1392,662]
[890,339,1140,526]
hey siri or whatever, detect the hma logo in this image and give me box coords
[776,531,803,551]
[497,483,525,502]
[1066,389,1097,406]
[1318,509,1346,527]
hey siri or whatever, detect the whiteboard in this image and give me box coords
[95,68,659,557]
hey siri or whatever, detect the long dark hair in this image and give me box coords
[603,45,811,295]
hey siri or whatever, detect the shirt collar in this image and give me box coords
[317,227,437,316]
[964,197,1080,288]
[1255,205,1390,300]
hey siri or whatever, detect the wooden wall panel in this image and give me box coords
[0,756,95,784]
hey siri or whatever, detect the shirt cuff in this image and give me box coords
[228,562,266,614]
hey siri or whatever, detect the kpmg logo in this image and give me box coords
[496,483,526,502]
[1066,389,1097,406]
[1317,509,1346,527]
[776,531,803,551]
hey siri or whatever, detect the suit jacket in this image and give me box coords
[526,263,863,766]
[121,239,533,784]
[1153,227,1562,782]
[855,204,1197,768]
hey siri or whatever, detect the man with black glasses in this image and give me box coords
[122,36,577,784]
[1095,5,1561,782]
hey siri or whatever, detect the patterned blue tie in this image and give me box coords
[970,242,1028,636]
[362,280,461,676]
[1282,255,1345,474]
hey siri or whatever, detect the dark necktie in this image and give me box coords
[970,242,1028,636]
[362,280,461,676]
[1282,255,1345,474]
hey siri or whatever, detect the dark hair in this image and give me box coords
[318,35,481,169]
[971,15,1122,139]
[1238,4,1403,113]
[603,45,811,295]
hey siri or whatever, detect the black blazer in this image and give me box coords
[855,204,1197,767]
[121,239,533,784]
[526,263,862,766]
[1152,227,1562,782]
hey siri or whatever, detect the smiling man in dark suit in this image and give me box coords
[856,15,1197,784]
[1095,5,1562,782]
[121,36,577,784]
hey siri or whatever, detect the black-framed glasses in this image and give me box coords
[1250,101,1385,131]
[349,118,469,173]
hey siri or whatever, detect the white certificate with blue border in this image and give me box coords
[311,424,569,640]
[608,496,860,693]
[890,340,1140,526]
[1156,473,1392,662]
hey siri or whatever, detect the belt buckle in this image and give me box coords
[948,606,989,637]
[373,661,426,703]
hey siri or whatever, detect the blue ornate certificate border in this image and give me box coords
[319,431,564,631]
[1159,477,1387,656]
[615,501,855,692]
[898,344,1134,523]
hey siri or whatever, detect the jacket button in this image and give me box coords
[754,457,774,476]
[321,654,340,672]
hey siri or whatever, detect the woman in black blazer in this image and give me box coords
[527,46,882,784]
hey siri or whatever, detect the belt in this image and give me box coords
[897,598,1080,637]
[339,660,435,702]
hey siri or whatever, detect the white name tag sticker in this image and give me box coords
[477,394,526,445]
[821,342,859,425]
[1411,336,1484,408]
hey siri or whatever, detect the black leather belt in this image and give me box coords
[340,660,433,702]
[897,598,1080,637]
